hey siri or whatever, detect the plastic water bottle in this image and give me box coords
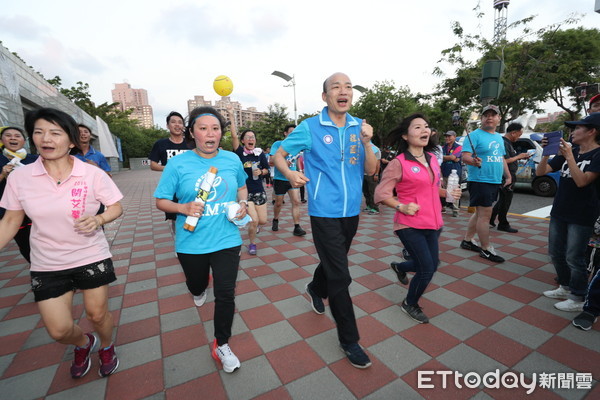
[446,169,460,211]
[251,162,259,180]
[184,166,218,232]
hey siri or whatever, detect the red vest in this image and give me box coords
[393,152,444,230]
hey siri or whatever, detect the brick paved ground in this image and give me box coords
[0,168,598,400]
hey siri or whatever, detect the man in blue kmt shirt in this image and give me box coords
[460,105,511,263]
[269,124,306,236]
[76,124,111,175]
[274,72,377,369]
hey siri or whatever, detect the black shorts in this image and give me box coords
[468,181,500,207]
[30,258,116,302]
[248,191,267,206]
[273,179,297,195]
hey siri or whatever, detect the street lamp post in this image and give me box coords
[271,70,297,125]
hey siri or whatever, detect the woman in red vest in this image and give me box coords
[375,113,461,324]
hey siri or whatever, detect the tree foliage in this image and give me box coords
[435,14,600,128]
[246,103,294,149]
[350,82,421,147]
[49,76,168,165]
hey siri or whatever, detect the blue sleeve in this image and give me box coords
[236,161,247,188]
[97,154,111,172]
[281,121,311,156]
[154,161,178,199]
[270,141,280,156]
[462,135,473,153]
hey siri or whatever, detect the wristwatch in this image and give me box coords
[239,199,248,206]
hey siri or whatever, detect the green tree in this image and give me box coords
[48,76,167,166]
[350,81,420,146]
[248,103,294,148]
[298,111,319,124]
[434,15,599,129]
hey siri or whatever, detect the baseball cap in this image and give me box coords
[481,105,500,114]
[590,94,600,108]
[444,130,457,136]
[564,112,600,129]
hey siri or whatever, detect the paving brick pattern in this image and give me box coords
[0,169,598,399]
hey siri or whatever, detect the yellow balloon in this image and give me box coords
[213,75,234,96]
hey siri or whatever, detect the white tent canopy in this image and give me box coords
[95,116,119,158]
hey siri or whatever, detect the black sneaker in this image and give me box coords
[401,300,429,324]
[460,239,481,252]
[305,282,324,314]
[272,219,279,231]
[390,262,409,285]
[340,342,371,369]
[479,247,505,263]
[572,311,597,331]
[293,225,306,236]
[497,225,518,233]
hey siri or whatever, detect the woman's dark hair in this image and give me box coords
[388,113,437,155]
[184,106,226,143]
[1,126,25,138]
[25,108,81,154]
[240,129,257,142]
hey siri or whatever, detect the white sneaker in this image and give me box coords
[193,291,207,307]
[211,340,240,373]
[554,299,584,312]
[543,286,570,299]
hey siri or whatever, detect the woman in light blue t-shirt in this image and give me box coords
[154,106,248,374]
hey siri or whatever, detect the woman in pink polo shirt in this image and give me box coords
[375,113,461,324]
[0,108,123,379]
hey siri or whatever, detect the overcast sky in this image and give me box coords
[1,0,598,128]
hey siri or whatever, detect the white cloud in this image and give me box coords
[0,0,597,127]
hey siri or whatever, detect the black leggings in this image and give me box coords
[177,246,241,345]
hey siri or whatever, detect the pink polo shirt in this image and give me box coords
[0,157,123,272]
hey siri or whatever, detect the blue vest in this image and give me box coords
[304,111,365,218]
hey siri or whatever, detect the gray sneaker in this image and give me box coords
[572,311,597,331]
[401,300,429,324]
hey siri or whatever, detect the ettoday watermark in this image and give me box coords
[418,370,593,394]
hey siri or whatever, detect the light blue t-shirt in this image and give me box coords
[462,128,506,184]
[270,140,297,181]
[154,150,247,254]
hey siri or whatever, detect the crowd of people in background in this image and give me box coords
[0,75,599,381]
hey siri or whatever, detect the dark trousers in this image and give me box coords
[394,228,441,305]
[491,183,514,227]
[177,246,241,346]
[310,216,360,344]
[362,175,377,210]
[14,219,32,263]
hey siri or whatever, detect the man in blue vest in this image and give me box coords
[274,72,377,369]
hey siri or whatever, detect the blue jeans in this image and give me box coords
[395,228,442,305]
[548,218,593,301]
[584,268,600,316]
